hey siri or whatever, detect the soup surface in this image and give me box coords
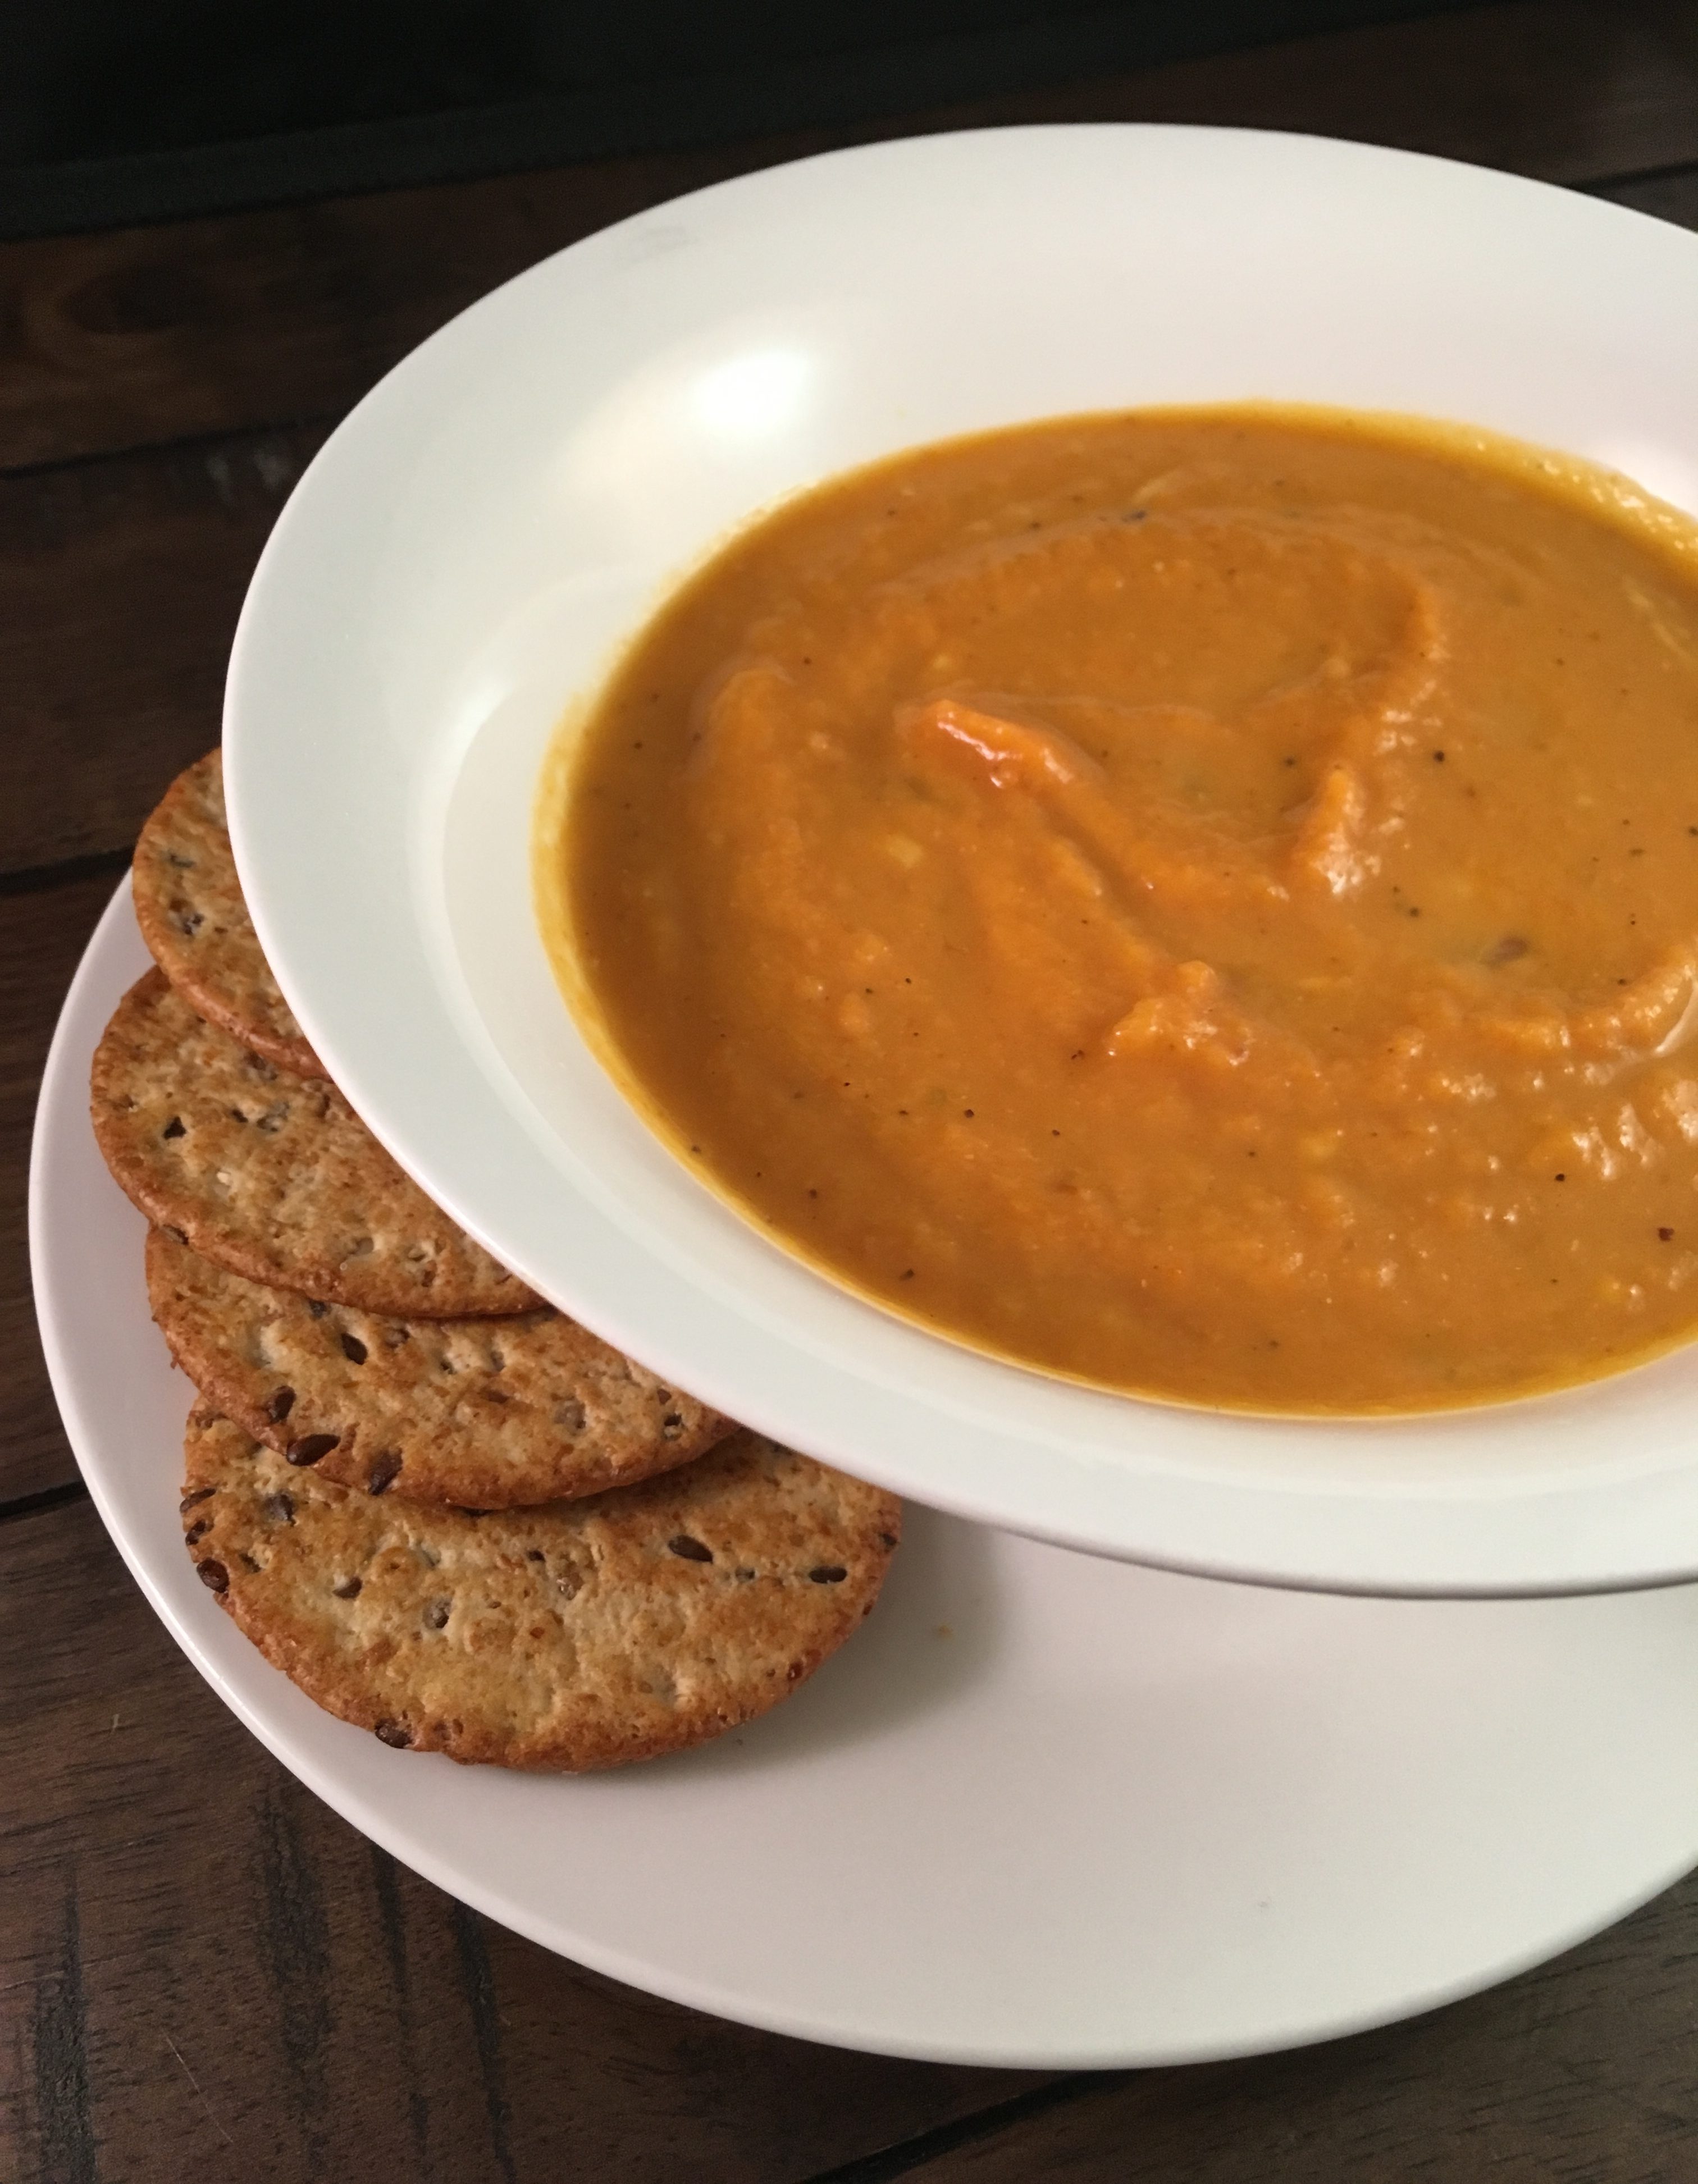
[549,407,1698,1412]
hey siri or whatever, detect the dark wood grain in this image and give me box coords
[0,422,323,876]
[0,870,131,1506]
[0,1497,1047,2183]
[1596,159,1698,225]
[1,1,1694,477]
[889,1881,1698,2180]
[8,8,1698,2180]
[3,5,1697,882]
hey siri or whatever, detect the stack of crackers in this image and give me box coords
[90,752,901,1770]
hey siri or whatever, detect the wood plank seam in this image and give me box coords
[0,408,340,487]
[0,849,133,900]
[450,1898,520,2184]
[253,1778,339,2179]
[0,1481,89,1528]
[28,1871,97,2184]
[802,2076,1111,2183]
[1595,152,1698,188]
[367,1845,436,2178]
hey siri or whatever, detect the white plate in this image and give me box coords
[220,125,1698,1596]
[30,888,1698,2066]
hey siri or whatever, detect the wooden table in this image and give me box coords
[7,7,1698,2176]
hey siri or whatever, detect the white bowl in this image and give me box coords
[224,123,1698,1596]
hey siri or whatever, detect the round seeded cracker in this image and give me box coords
[133,748,323,1077]
[93,970,539,1316]
[181,1408,902,1770]
[148,1227,731,1506]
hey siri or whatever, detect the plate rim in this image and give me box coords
[27,880,1698,2069]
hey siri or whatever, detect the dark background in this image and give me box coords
[0,1,1481,232]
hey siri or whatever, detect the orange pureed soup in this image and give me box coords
[545,406,1698,1413]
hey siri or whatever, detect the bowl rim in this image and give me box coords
[225,120,1698,1596]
